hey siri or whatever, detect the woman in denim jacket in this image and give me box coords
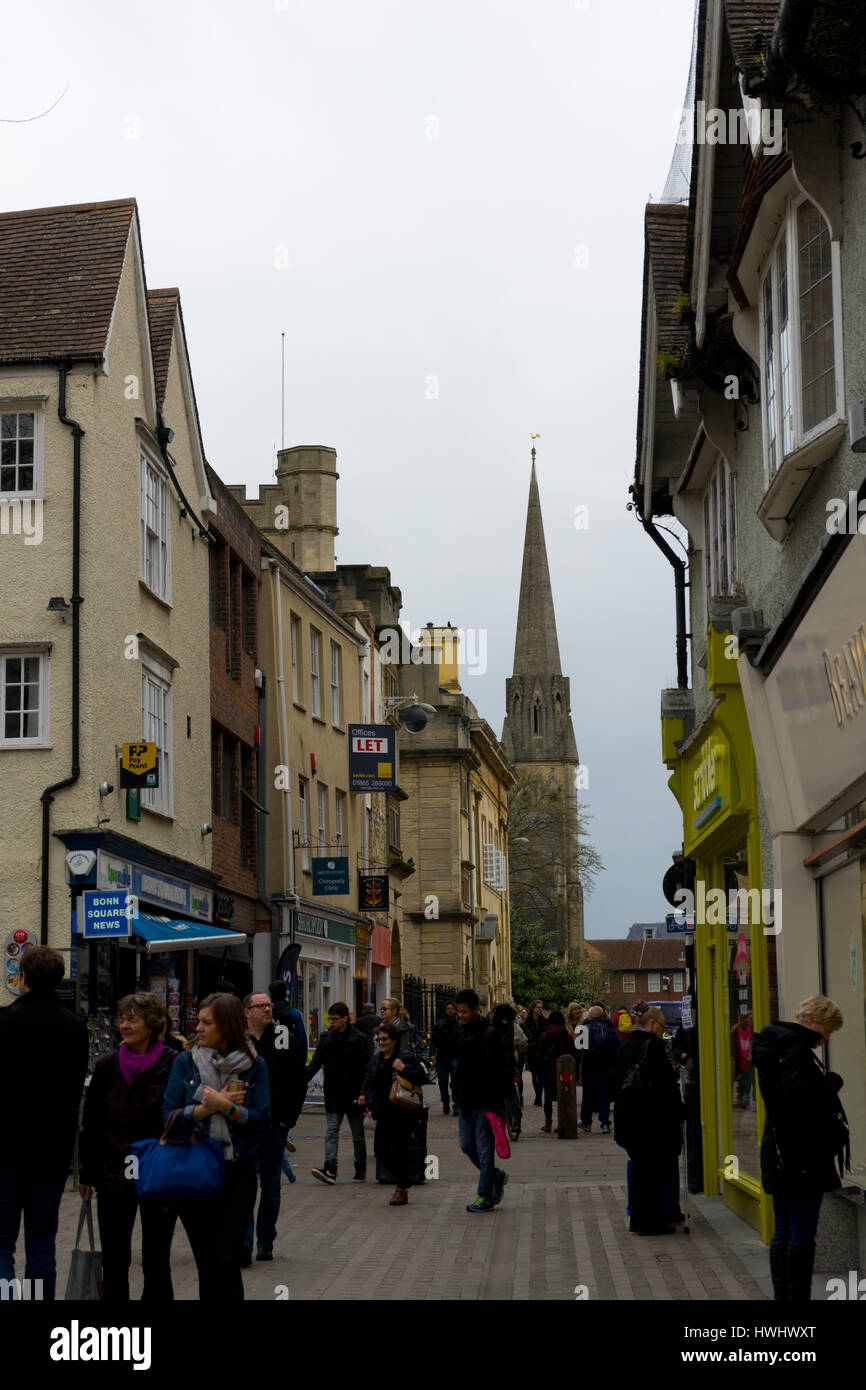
[162,992,269,1301]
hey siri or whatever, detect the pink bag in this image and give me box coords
[485,1111,511,1160]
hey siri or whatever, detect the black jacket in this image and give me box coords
[752,1021,847,1194]
[536,1024,577,1084]
[0,990,89,1174]
[431,1015,460,1066]
[582,1015,620,1079]
[453,1017,509,1114]
[354,1013,380,1046]
[613,1029,685,1158]
[361,1048,428,1121]
[255,1022,307,1128]
[78,1045,177,1192]
[305,1024,369,1111]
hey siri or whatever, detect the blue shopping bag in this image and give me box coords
[130,1109,225,1204]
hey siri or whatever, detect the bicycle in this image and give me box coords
[504,1074,523,1142]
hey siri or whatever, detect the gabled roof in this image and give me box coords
[725,1,779,74]
[634,203,690,487]
[146,288,179,409]
[0,198,137,364]
[586,938,686,970]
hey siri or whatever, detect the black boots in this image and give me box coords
[787,1240,816,1302]
[769,1238,789,1301]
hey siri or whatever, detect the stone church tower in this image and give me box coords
[501,449,585,961]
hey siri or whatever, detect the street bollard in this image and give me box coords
[557,1055,578,1139]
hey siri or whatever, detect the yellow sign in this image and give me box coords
[122,742,157,775]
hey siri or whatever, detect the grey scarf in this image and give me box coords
[191,1044,256,1158]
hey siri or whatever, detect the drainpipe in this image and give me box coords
[40,367,84,945]
[468,772,477,993]
[630,486,689,689]
[266,557,298,953]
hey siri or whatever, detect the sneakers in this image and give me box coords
[466,1196,495,1213]
[284,1136,297,1154]
[578,1122,592,1134]
[600,1122,611,1134]
[353,1167,367,1183]
[283,1166,297,1184]
[492,1170,509,1206]
[311,1164,337,1185]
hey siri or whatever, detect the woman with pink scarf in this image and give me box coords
[78,992,179,1301]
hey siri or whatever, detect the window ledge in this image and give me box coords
[138,579,174,611]
[311,714,326,726]
[142,805,175,822]
[757,421,847,541]
[292,701,306,713]
[0,742,52,751]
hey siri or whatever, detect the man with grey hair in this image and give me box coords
[579,1004,620,1134]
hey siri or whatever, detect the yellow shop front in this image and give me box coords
[662,626,773,1239]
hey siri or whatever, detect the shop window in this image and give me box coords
[704,456,737,600]
[760,197,841,482]
[622,973,635,994]
[728,872,759,1180]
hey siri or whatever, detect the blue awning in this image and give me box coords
[131,913,247,954]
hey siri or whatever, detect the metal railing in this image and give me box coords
[401,973,459,1038]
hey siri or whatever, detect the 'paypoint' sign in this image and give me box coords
[348,724,395,792]
[120,742,159,789]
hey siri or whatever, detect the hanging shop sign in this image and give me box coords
[348,724,395,792]
[119,742,159,789]
[311,856,350,896]
[358,873,389,912]
[691,737,730,833]
[4,927,37,994]
[215,893,235,923]
[82,889,132,939]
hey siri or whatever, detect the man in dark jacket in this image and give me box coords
[243,993,307,1260]
[269,979,308,1054]
[613,1006,685,1236]
[579,1005,620,1133]
[431,1000,459,1115]
[753,996,846,1302]
[0,947,88,1299]
[354,1002,380,1049]
[305,1002,369,1184]
[454,989,509,1213]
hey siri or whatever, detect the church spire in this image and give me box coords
[512,443,562,676]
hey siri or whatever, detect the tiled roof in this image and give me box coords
[645,204,690,364]
[0,198,136,364]
[586,938,686,970]
[725,1,779,74]
[147,289,179,409]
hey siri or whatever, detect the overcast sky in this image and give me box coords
[3,0,697,939]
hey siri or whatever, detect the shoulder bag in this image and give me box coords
[389,1070,424,1111]
[130,1108,226,1204]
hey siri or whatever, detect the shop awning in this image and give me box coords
[131,913,247,954]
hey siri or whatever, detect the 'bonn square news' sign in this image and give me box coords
[348,724,395,792]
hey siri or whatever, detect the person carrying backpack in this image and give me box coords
[579,1005,620,1133]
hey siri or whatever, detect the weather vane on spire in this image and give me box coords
[530,432,540,465]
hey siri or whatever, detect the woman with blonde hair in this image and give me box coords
[564,1002,585,1038]
[753,995,848,1302]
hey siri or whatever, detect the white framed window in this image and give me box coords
[330,641,341,725]
[317,782,327,849]
[141,655,173,816]
[335,790,345,852]
[139,447,171,602]
[298,777,310,870]
[622,974,636,994]
[310,628,321,717]
[0,649,49,746]
[673,972,684,993]
[647,972,661,995]
[0,405,44,497]
[704,456,737,600]
[290,615,300,703]
[759,197,842,481]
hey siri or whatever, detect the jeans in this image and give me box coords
[245,1125,286,1254]
[324,1107,367,1174]
[580,1075,611,1126]
[178,1157,258,1302]
[0,1169,66,1300]
[436,1060,457,1108]
[458,1108,496,1201]
[772,1189,824,1243]
[96,1186,176,1302]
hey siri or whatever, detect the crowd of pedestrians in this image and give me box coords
[0,944,851,1304]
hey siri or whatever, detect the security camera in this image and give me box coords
[98,781,114,797]
[201,823,213,836]
[401,705,429,733]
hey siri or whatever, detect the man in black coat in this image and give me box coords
[613,1005,685,1236]
[579,1005,620,1133]
[0,947,88,1299]
[431,1000,459,1114]
[454,989,509,1212]
[305,1002,369,1184]
[243,992,307,1260]
[354,1002,380,1048]
[753,996,847,1302]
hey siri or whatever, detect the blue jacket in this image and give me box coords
[162,1048,270,1161]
